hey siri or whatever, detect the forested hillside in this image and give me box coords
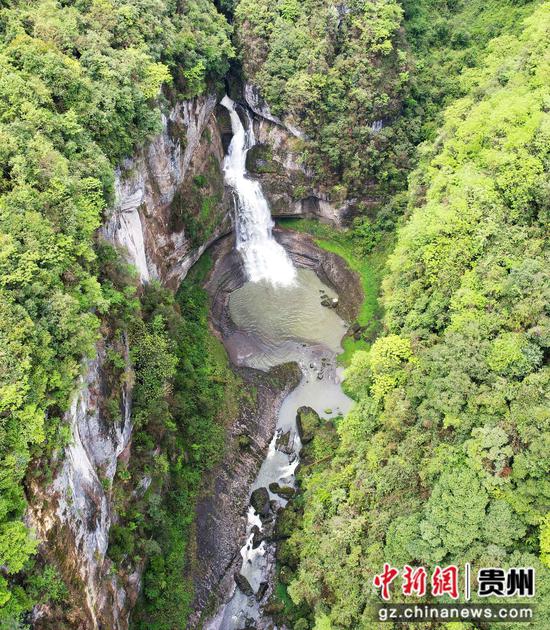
[236,0,538,197]
[0,0,232,622]
[234,0,542,239]
[274,3,550,628]
[1,0,548,628]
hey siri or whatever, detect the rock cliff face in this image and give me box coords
[104,94,233,288]
[28,341,134,630]
[243,83,352,225]
[190,356,301,626]
[27,94,233,630]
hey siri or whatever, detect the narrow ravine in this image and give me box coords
[205,99,354,629]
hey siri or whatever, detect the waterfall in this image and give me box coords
[221,95,296,286]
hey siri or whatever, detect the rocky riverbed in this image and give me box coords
[189,227,363,628]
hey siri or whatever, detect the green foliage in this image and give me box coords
[107,266,241,629]
[236,0,541,210]
[0,0,232,622]
[541,514,550,568]
[285,5,550,628]
[25,563,68,606]
[267,410,338,629]
[1,0,547,627]
[170,155,225,248]
[130,313,178,430]
[402,0,541,141]
[235,0,410,200]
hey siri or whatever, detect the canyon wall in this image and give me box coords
[192,229,363,628]
[27,84,347,630]
[27,94,233,630]
[28,342,134,630]
[243,83,352,225]
[104,93,233,288]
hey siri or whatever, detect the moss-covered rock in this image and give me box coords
[237,433,252,450]
[250,487,270,517]
[256,581,268,601]
[275,429,293,454]
[169,154,224,249]
[246,143,282,174]
[295,406,320,444]
[269,482,295,500]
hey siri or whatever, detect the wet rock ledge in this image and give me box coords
[188,227,363,626]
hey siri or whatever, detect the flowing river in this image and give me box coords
[206,98,353,629]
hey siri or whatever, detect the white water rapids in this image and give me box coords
[221,95,296,287]
[206,97,352,630]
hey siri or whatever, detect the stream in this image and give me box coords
[206,98,353,630]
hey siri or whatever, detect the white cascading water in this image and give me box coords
[221,95,296,286]
[205,100,352,630]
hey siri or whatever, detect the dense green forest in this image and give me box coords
[266,2,550,628]
[235,0,409,202]
[0,0,232,622]
[0,0,548,628]
[236,0,543,197]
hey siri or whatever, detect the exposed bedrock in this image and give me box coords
[27,339,135,630]
[189,361,301,626]
[243,82,353,225]
[103,93,233,288]
[189,227,363,625]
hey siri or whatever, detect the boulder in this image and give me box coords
[296,406,320,444]
[269,482,296,500]
[234,573,254,597]
[256,581,268,601]
[250,487,271,517]
[275,429,294,454]
[251,525,264,549]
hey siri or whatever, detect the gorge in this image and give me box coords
[26,83,363,630]
[1,1,548,630]
[203,96,355,629]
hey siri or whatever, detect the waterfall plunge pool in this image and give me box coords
[206,267,353,630]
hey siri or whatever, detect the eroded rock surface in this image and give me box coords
[244,82,353,225]
[190,362,301,625]
[103,94,233,288]
[28,341,135,630]
[191,227,363,626]
[28,87,360,630]
[28,93,234,630]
